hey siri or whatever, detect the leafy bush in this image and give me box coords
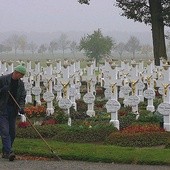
[121,124,165,133]
[70,106,90,120]
[52,123,117,143]
[16,124,67,139]
[118,106,132,116]
[119,112,136,130]
[105,124,168,147]
[94,100,107,114]
[76,99,87,113]
[16,123,117,143]
[137,110,163,124]
[53,104,68,124]
[105,132,168,147]
[164,137,170,149]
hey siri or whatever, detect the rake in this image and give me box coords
[8,91,62,161]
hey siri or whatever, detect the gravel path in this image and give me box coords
[0,158,170,170]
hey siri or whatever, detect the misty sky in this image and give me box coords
[0,0,152,33]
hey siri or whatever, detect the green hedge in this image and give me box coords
[105,132,169,147]
[16,124,117,143]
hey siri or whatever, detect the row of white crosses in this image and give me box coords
[98,59,145,128]
[0,59,82,125]
[1,58,170,131]
[157,63,170,131]
[99,58,170,131]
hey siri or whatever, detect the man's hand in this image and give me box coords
[19,108,25,115]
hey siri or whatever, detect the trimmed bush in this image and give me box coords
[105,124,168,147]
[119,112,136,130]
[105,131,168,147]
[52,123,117,143]
[137,110,163,124]
[16,124,117,143]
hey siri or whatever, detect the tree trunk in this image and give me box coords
[149,0,167,66]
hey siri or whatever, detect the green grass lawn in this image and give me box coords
[1,138,169,165]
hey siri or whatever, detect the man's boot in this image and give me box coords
[8,151,16,161]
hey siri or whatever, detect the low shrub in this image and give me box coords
[137,110,163,124]
[76,99,87,113]
[119,112,136,130]
[16,123,117,143]
[165,137,170,149]
[105,124,168,147]
[53,105,68,124]
[52,123,117,143]
[70,106,90,120]
[105,132,168,147]
[16,124,67,139]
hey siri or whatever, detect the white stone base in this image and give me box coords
[36,100,41,105]
[21,115,26,122]
[110,120,119,130]
[164,123,170,131]
[146,105,155,112]
[86,110,95,117]
[26,95,32,103]
[46,108,54,116]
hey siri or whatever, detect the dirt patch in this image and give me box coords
[16,155,56,161]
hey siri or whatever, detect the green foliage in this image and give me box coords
[105,124,168,147]
[105,132,168,147]
[165,137,170,149]
[119,112,136,130]
[53,103,68,124]
[137,110,163,123]
[70,106,89,120]
[94,100,107,114]
[53,123,116,143]
[16,124,116,143]
[79,29,114,65]
[115,0,170,26]
[76,99,88,113]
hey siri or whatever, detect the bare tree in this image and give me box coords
[115,42,126,59]
[141,44,153,57]
[6,34,20,57]
[28,41,38,55]
[69,41,79,57]
[58,34,70,56]
[18,35,28,55]
[38,44,47,57]
[48,40,58,57]
[125,36,141,59]
[0,44,12,54]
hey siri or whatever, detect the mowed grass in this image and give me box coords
[0,138,169,165]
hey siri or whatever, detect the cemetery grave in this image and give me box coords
[1,58,170,148]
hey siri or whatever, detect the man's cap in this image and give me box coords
[14,65,26,75]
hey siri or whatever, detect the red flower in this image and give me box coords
[41,119,57,126]
[121,124,165,133]
[18,121,30,128]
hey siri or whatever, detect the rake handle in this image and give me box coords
[8,91,62,161]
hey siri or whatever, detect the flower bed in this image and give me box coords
[24,105,46,118]
[105,124,169,147]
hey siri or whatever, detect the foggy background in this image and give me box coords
[0,0,156,45]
